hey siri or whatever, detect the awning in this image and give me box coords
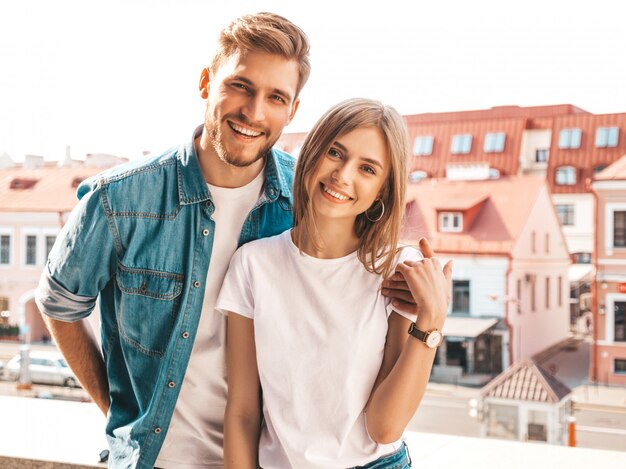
[442,317,498,339]
[568,264,594,283]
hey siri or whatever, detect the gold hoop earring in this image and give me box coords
[365,199,385,222]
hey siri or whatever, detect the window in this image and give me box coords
[558,276,563,307]
[558,128,581,149]
[545,233,550,254]
[556,204,574,226]
[45,235,56,260]
[484,132,506,153]
[0,235,10,265]
[516,279,522,314]
[615,359,626,375]
[408,170,428,182]
[413,136,434,156]
[615,301,626,342]
[531,277,536,312]
[531,231,536,253]
[439,212,463,232]
[535,149,549,163]
[596,127,619,148]
[545,277,550,309]
[451,134,472,154]
[614,211,626,248]
[594,165,608,176]
[555,166,577,185]
[0,296,8,312]
[573,252,591,264]
[25,235,37,266]
[452,280,470,313]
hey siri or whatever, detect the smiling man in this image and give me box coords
[35,13,310,469]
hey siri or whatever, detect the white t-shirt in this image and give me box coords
[155,170,265,469]
[216,230,421,469]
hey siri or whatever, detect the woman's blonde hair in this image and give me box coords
[210,12,311,97]
[292,98,409,279]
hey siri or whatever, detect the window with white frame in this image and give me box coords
[535,149,549,163]
[45,235,56,261]
[439,212,463,232]
[615,359,626,375]
[0,234,10,265]
[451,134,472,154]
[614,211,626,248]
[484,132,506,153]
[558,128,582,149]
[555,166,577,185]
[556,204,575,226]
[614,301,626,342]
[413,136,434,156]
[452,280,470,313]
[596,127,619,148]
[25,235,37,266]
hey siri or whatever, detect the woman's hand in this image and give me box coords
[393,238,452,330]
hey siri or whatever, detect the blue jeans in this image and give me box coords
[352,442,412,469]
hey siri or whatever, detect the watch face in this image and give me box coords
[426,330,442,348]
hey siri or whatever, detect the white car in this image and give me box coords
[4,351,79,388]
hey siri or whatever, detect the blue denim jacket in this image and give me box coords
[36,127,295,468]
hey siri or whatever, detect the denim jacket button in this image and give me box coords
[202,229,210,236]
[193,281,201,288]
[154,427,162,434]
[168,381,176,388]
[182,331,190,339]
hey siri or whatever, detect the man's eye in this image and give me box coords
[270,95,286,104]
[232,83,249,91]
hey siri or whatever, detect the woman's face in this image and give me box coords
[308,126,391,225]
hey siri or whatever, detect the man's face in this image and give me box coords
[200,52,300,167]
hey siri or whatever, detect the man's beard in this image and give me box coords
[207,118,275,168]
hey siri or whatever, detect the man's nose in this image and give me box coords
[242,95,266,123]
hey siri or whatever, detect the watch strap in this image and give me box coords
[408,322,427,342]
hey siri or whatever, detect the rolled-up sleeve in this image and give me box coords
[35,179,118,322]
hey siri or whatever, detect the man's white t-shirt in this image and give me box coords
[216,230,421,469]
[155,170,265,469]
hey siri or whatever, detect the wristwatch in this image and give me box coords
[408,323,443,349]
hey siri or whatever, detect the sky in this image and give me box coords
[1,0,625,161]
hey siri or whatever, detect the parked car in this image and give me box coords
[4,351,79,388]
[0,359,4,375]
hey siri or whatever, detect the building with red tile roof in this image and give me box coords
[0,158,125,342]
[399,175,570,381]
[591,155,626,385]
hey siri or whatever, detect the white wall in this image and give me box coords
[552,193,594,254]
[519,129,552,174]
[441,255,509,318]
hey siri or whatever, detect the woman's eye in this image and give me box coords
[328,148,342,159]
[362,166,376,175]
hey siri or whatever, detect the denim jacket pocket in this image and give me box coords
[116,265,184,357]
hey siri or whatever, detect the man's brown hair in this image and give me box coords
[211,12,311,97]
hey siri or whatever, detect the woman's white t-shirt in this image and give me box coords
[216,229,420,469]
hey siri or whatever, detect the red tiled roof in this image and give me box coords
[0,165,105,212]
[480,359,571,403]
[401,175,545,255]
[548,113,626,192]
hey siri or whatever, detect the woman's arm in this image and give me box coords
[366,240,452,444]
[224,313,262,469]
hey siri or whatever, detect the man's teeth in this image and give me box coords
[229,122,262,137]
[323,184,350,200]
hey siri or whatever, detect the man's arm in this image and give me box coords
[42,316,110,415]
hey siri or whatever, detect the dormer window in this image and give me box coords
[439,212,463,232]
[484,132,506,153]
[9,178,38,190]
[558,128,581,149]
[413,136,434,156]
[451,134,472,154]
[596,127,619,148]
